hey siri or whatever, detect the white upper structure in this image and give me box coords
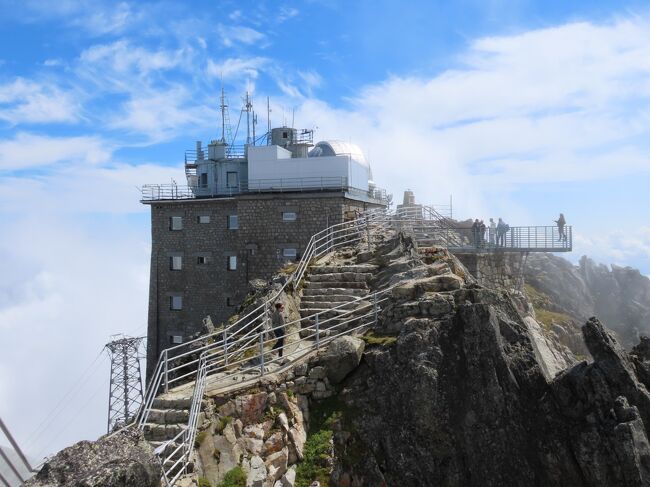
[247,139,373,192]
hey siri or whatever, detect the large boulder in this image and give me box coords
[24,428,160,487]
[321,336,365,384]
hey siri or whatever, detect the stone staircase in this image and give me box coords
[142,397,192,473]
[300,263,378,333]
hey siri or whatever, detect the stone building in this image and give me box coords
[142,127,388,373]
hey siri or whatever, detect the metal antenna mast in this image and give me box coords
[220,85,227,144]
[244,91,253,146]
[105,335,144,433]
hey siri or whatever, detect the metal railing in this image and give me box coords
[140,179,391,205]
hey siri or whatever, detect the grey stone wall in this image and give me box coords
[455,252,526,291]
[145,192,379,374]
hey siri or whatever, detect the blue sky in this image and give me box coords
[1,0,650,463]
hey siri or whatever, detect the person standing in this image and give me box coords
[271,303,286,358]
[471,219,480,248]
[489,218,496,246]
[555,213,567,243]
[496,218,506,246]
[479,220,487,248]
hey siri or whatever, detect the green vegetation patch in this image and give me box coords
[215,415,233,434]
[217,466,247,487]
[362,330,397,347]
[296,397,350,487]
[198,477,212,487]
[524,283,573,330]
[195,430,209,448]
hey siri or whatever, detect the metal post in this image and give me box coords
[163,349,169,393]
[223,329,228,367]
[373,293,378,324]
[259,332,265,376]
[366,216,371,251]
[315,313,320,350]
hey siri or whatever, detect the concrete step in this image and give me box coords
[303,281,368,290]
[307,272,373,283]
[302,287,369,297]
[143,423,186,442]
[152,397,192,410]
[309,264,378,275]
[146,408,190,425]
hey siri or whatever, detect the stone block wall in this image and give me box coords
[145,192,381,373]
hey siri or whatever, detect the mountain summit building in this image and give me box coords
[141,124,389,373]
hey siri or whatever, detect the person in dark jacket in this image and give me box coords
[555,213,567,242]
[271,303,286,358]
[496,218,508,246]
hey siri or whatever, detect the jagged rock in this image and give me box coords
[236,393,268,425]
[265,447,288,485]
[280,465,296,486]
[321,336,365,384]
[25,428,160,487]
[263,431,284,455]
[244,455,267,487]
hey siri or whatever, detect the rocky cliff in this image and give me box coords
[525,253,650,348]
[25,236,650,487]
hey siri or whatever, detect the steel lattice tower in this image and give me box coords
[105,335,144,433]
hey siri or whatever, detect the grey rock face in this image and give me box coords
[320,336,365,384]
[24,428,160,487]
[525,253,650,347]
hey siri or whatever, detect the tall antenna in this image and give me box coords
[267,96,271,135]
[220,84,227,144]
[244,91,253,146]
[252,111,257,146]
[291,107,295,129]
[105,335,144,433]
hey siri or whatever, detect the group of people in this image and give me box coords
[470,213,568,248]
[471,218,510,248]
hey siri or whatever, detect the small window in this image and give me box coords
[170,295,183,310]
[227,255,237,271]
[283,248,297,260]
[248,248,256,256]
[282,211,297,221]
[170,255,182,271]
[170,216,183,231]
[226,172,238,188]
[228,215,239,230]
[199,173,208,187]
[226,297,235,307]
[198,215,210,224]
[169,335,183,345]
[282,131,288,138]
[197,255,212,265]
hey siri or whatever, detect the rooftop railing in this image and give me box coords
[140,178,391,205]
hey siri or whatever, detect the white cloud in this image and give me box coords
[278,7,299,23]
[0,78,81,125]
[80,40,184,76]
[206,57,269,81]
[217,25,265,47]
[0,133,110,170]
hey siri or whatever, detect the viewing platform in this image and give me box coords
[405,223,573,253]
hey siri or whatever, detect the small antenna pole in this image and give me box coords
[252,111,257,146]
[291,107,295,128]
[267,96,271,135]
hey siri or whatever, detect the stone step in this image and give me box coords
[303,281,368,290]
[146,408,190,425]
[300,294,359,303]
[309,264,378,275]
[307,272,373,283]
[152,397,192,410]
[302,287,369,297]
[300,299,361,310]
[143,423,186,442]
[299,303,370,317]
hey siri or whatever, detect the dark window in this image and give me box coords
[199,173,208,187]
[226,297,235,307]
[282,131,288,138]
[197,256,211,265]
